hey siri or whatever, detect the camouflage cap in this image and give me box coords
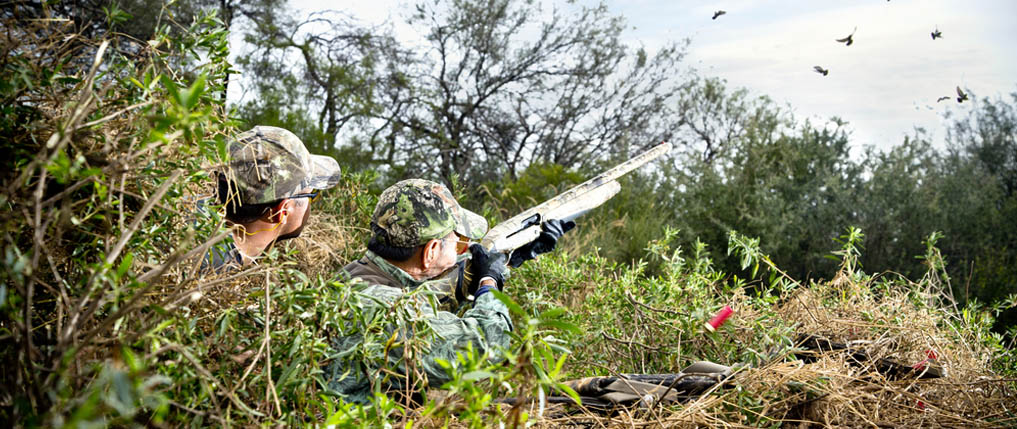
[225,126,341,204]
[372,179,489,248]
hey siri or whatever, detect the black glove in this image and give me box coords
[508,219,576,268]
[468,243,508,294]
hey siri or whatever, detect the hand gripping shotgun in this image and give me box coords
[482,142,672,255]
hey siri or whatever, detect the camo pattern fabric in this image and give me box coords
[225,126,342,204]
[372,179,488,247]
[326,251,513,404]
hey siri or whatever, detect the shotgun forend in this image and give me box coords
[481,142,672,254]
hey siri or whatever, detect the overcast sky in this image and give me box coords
[277,0,1017,152]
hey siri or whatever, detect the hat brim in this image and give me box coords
[303,154,342,190]
[454,208,488,241]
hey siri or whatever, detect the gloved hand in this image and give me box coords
[508,219,576,268]
[468,243,509,295]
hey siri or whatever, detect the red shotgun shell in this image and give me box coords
[705,305,734,332]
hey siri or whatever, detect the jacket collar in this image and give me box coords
[364,250,426,290]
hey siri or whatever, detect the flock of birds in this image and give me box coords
[711,9,969,104]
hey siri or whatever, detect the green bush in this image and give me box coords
[0,9,235,425]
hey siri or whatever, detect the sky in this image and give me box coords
[275,0,1017,152]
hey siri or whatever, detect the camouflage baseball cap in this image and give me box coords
[372,179,488,248]
[225,126,341,204]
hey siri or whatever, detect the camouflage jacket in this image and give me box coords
[326,251,513,404]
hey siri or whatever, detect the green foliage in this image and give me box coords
[3,1,1016,426]
[0,7,234,425]
[416,292,579,427]
[503,77,1017,338]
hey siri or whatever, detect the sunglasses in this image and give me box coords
[451,234,472,255]
[289,190,321,204]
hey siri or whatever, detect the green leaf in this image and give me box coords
[216,312,231,339]
[182,74,207,110]
[539,307,567,320]
[277,360,300,388]
[532,358,549,382]
[160,75,181,106]
[110,370,136,415]
[288,333,303,358]
[461,370,494,381]
[556,382,582,406]
[538,346,554,373]
[117,253,133,277]
[538,320,581,335]
[122,347,141,373]
[491,290,526,318]
[553,352,568,377]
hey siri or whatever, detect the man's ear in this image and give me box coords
[420,238,441,269]
[268,199,290,223]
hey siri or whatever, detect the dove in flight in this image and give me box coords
[956,86,969,103]
[836,27,857,46]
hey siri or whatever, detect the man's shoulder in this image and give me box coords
[341,256,398,288]
[201,237,243,274]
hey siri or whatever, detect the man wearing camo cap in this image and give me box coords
[203,125,342,273]
[327,179,514,404]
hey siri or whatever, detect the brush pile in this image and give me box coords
[531,264,1016,427]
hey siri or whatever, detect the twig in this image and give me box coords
[22,156,49,407]
[167,400,227,425]
[624,290,688,317]
[103,231,245,348]
[67,170,183,347]
[233,336,268,393]
[5,41,108,196]
[40,175,94,207]
[156,343,261,420]
[79,99,156,129]
[137,229,231,283]
[601,331,661,351]
[264,269,281,416]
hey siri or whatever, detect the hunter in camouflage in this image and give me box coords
[202,126,342,273]
[224,126,342,205]
[327,179,512,404]
[371,178,488,247]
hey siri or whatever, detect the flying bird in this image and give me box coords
[936,96,950,102]
[836,27,857,46]
[931,28,942,40]
[813,66,829,76]
[956,86,968,103]
[712,10,726,20]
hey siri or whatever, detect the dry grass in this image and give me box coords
[522,270,1016,427]
[285,210,367,279]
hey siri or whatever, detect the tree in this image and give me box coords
[1,0,272,99]
[373,0,688,185]
[938,91,1017,307]
[233,5,405,162]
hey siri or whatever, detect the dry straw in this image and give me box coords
[528,270,1015,427]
